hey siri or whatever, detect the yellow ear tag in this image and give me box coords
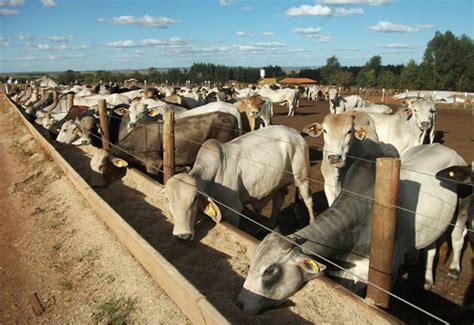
[449,171,455,177]
[112,158,128,168]
[205,204,217,218]
[148,110,158,117]
[301,259,320,272]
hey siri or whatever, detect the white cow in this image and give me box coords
[164,125,315,240]
[256,86,299,117]
[329,92,364,114]
[303,112,396,206]
[369,97,435,155]
[176,101,243,131]
[235,87,256,98]
[238,143,469,314]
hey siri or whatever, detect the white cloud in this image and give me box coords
[0,8,19,15]
[293,27,321,35]
[0,36,10,46]
[368,21,433,32]
[236,31,274,37]
[287,4,331,16]
[334,7,364,15]
[292,27,331,42]
[71,44,90,50]
[106,38,185,48]
[0,0,24,6]
[319,0,391,5]
[241,6,253,10]
[44,35,72,42]
[311,35,332,42]
[41,0,56,7]
[98,15,177,28]
[287,4,363,16]
[219,0,235,5]
[25,43,70,51]
[233,41,286,52]
[376,43,421,49]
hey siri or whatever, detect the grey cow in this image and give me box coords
[238,143,469,315]
[164,125,315,240]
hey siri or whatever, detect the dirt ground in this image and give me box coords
[0,95,189,324]
[2,92,472,324]
[271,98,473,323]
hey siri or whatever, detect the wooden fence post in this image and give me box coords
[366,157,400,308]
[67,93,74,111]
[381,88,385,103]
[98,99,110,151]
[163,111,175,184]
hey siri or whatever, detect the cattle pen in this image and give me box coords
[3,90,473,323]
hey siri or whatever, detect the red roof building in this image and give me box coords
[279,77,317,85]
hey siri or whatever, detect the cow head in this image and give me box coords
[57,119,81,144]
[237,233,325,315]
[164,173,221,241]
[403,97,435,130]
[127,100,147,129]
[304,114,368,168]
[90,149,128,186]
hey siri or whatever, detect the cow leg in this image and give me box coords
[268,189,285,228]
[424,244,437,290]
[448,194,470,279]
[295,180,314,224]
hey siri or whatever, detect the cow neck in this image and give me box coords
[293,160,375,259]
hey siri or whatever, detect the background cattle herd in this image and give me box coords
[6,74,473,319]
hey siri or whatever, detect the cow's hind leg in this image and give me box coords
[268,189,285,229]
[424,244,437,290]
[448,194,470,279]
[295,179,314,224]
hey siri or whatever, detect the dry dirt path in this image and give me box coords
[0,95,189,324]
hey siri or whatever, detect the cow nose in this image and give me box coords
[175,233,193,241]
[421,122,430,130]
[328,154,342,163]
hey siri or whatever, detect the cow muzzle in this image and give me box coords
[328,154,343,164]
[420,122,430,130]
[174,233,193,241]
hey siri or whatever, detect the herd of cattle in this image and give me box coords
[10,76,472,315]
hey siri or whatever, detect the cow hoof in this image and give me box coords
[448,269,460,279]
[423,281,434,291]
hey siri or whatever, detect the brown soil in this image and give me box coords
[271,99,473,323]
[0,95,189,324]
[2,92,472,324]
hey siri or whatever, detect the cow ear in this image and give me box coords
[436,165,471,183]
[354,126,368,140]
[292,253,326,280]
[202,197,222,223]
[303,123,323,137]
[115,107,129,116]
[148,108,160,117]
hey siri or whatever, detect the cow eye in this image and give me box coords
[347,130,352,134]
[323,129,327,134]
[430,109,435,113]
[263,264,280,279]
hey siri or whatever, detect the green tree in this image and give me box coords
[331,70,353,87]
[421,31,474,91]
[357,55,382,87]
[378,69,398,89]
[321,56,341,84]
[399,59,420,89]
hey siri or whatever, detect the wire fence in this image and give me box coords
[81,128,449,324]
[13,90,472,323]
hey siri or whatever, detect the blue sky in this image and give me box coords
[0,0,472,73]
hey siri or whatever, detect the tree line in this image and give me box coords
[51,30,473,91]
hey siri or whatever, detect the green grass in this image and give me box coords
[93,296,137,325]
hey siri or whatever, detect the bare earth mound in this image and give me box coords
[0,96,189,324]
